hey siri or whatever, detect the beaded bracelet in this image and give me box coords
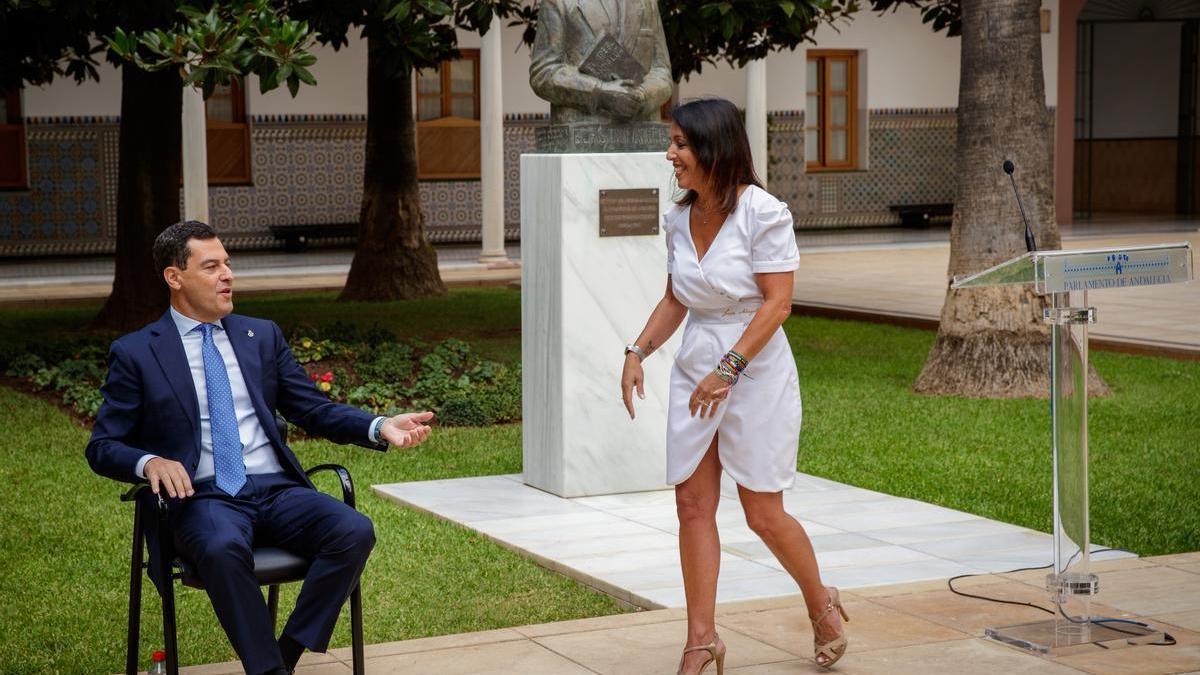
[714,360,739,385]
[725,350,749,372]
[713,349,750,386]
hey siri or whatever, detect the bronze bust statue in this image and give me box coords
[530,0,673,152]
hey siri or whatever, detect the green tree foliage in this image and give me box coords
[288,0,533,71]
[661,0,859,82]
[1,0,324,330]
[0,0,104,89]
[869,0,961,36]
[509,1,859,83]
[107,0,320,98]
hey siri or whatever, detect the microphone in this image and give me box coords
[1003,159,1037,252]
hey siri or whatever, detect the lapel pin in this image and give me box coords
[247,329,255,338]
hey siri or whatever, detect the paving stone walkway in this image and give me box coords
[792,230,1199,354]
[174,553,1200,674]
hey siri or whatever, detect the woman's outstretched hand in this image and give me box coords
[689,372,731,419]
[621,353,646,419]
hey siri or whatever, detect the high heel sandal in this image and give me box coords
[811,586,850,668]
[676,634,726,675]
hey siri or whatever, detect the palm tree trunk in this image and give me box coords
[914,0,1107,397]
[340,35,446,301]
[92,65,181,330]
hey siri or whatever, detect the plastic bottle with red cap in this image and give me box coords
[148,650,167,675]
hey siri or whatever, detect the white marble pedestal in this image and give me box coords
[521,152,679,497]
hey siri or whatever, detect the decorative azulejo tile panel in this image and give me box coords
[2,110,969,255]
[208,123,367,249]
[769,110,958,228]
[0,122,114,256]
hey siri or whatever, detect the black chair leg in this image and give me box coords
[157,555,180,675]
[350,584,364,675]
[268,584,280,633]
[160,579,179,675]
[126,501,144,675]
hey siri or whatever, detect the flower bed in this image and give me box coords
[4,324,521,427]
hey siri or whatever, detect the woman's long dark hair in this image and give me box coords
[669,97,762,213]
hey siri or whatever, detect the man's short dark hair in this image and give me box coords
[153,220,218,277]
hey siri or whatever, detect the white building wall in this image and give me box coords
[677,5,962,110]
[20,4,1059,118]
[1044,0,1060,107]
[23,61,123,118]
[491,23,549,114]
[253,40,368,116]
[678,1,1058,111]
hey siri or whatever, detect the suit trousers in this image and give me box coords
[172,472,375,674]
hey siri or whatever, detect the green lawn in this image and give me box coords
[0,386,622,674]
[789,317,1200,556]
[1,287,1196,672]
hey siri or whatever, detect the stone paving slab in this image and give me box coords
[372,472,1130,610]
[170,555,1200,674]
[0,260,522,306]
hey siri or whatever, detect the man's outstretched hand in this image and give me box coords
[379,411,435,449]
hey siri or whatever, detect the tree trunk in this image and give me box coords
[92,65,182,331]
[914,0,1108,398]
[340,37,447,301]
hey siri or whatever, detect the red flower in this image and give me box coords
[321,371,334,383]
[310,372,319,382]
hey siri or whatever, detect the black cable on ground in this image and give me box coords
[945,548,1175,647]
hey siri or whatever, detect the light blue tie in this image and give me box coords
[198,323,246,497]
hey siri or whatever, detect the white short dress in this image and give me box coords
[664,185,803,492]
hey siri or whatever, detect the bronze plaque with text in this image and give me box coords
[599,188,660,237]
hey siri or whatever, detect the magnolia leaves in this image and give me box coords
[107,0,318,99]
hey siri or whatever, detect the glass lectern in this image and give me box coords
[952,242,1194,654]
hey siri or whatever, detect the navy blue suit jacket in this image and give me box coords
[86,311,382,487]
[87,311,384,591]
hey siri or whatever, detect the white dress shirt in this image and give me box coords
[134,307,284,480]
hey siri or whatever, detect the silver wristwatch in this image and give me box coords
[624,344,647,361]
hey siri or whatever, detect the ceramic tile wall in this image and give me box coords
[0,110,963,256]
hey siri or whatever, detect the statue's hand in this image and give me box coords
[597,79,646,120]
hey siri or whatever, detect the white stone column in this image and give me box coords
[745,58,769,189]
[479,24,509,264]
[181,85,209,222]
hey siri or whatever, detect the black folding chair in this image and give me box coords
[121,419,365,675]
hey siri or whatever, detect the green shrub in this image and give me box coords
[432,364,522,427]
[356,342,415,382]
[476,365,522,424]
[15,337,109,369]
[291,337,348,364]
[6,331,522,427]
[5,353,45,378]
[62,383,103,417]
[346,382,398,413]
[35,359,105,392]
[437,393,491,427]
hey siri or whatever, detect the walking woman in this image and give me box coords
[621,98,848,673]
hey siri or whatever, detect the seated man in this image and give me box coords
[86,220,434,675]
